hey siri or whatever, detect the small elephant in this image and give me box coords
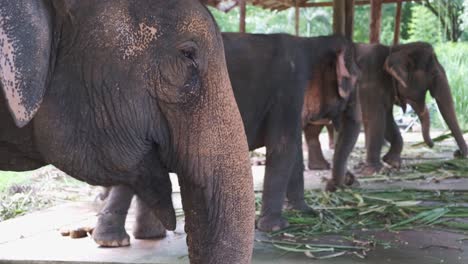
[97,33,361,243]
[0,1,255,263]
[304,42,467,177]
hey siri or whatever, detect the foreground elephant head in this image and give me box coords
[384,42,467,157]
[0,1,254,263]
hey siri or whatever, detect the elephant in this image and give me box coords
[304,42,468,177]
[0,1,255,263]
[93,32,361,245]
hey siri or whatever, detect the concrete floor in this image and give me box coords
[1,132,467,264]
[0,200,467,264]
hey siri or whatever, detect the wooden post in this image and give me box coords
[369,0,383,43]
[345,0,355,40]
[239,0,246,33]
[295,1,300,36]
[333,0,346,34]
[393,0,402,45]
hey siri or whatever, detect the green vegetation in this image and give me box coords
[434,42,468,129]
[257,187,468,259]
[0,171,31,192]
[210,2,468,129]
[0,167,93,222]
[255,157,468,258]
[210,1,467,43]
[407,5,442,44]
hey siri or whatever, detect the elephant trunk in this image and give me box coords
[409,101,434,148]
[179,84,254,264]
[431,70,468,158]
[163,41,255,263]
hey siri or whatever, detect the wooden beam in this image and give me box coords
[345,0,355,40]
[370,0,383,43]
[301,0,418,8]
[393,0,402,45]
[295,1,300,36]
[333,0,346,35]
[239,0,246,33]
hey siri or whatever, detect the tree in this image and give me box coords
[417,0,465,42]
[407,5,442,44]
[462,0,468,30]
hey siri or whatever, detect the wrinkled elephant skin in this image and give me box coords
[98,33,361,241]
[0,1,255,263]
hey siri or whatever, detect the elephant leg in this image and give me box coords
[257,145,295,232]
[286,145,312,211]
[93,150,175,247]
[326,123,335,150]
[326,111,360,191]
[133,196,167,239]
[304,124,330,170]
[258,113,303,232]
[383,110,403,169]
[361,107,386,176]
[92,185,132,247]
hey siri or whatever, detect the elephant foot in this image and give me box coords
[454,149,467,159]
[133,216,167,239]
[383,153,402,169]
[345,171,357,186]
[285,199,314,213]
[325,172,357,192]
[92,213,130,247]
[325,179,339,192]
[257,214,289,232]
[357,163,383,176]
[307,159,331,170]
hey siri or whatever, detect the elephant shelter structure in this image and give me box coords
[1,1,468,264]
[207,0,419,44]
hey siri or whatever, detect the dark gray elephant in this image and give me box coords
[96,32,361,244]
[305,42,467,176]
[0,1,255,263]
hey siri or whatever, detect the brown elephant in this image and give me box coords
[304,42,467,177]
[0,1,255,263]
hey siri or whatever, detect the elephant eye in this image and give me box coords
[181,49,195,61]
[178,42,198,68]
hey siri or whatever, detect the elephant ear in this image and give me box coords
[384,51,409,89]
[335,49,352,99]
[0,1,52,127]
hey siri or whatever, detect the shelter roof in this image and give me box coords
[206,0,416,12]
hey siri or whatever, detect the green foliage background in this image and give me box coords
[209,2,468,129]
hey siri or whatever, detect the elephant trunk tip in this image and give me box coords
[154,203,177,231]
[425,138,434,148]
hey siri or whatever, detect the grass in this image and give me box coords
[255,157,468,259]
[433,43,468,129]
[256,187,468,259]
[0,166,95,222]
[0,171,32,192]
[411,129,468,147]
